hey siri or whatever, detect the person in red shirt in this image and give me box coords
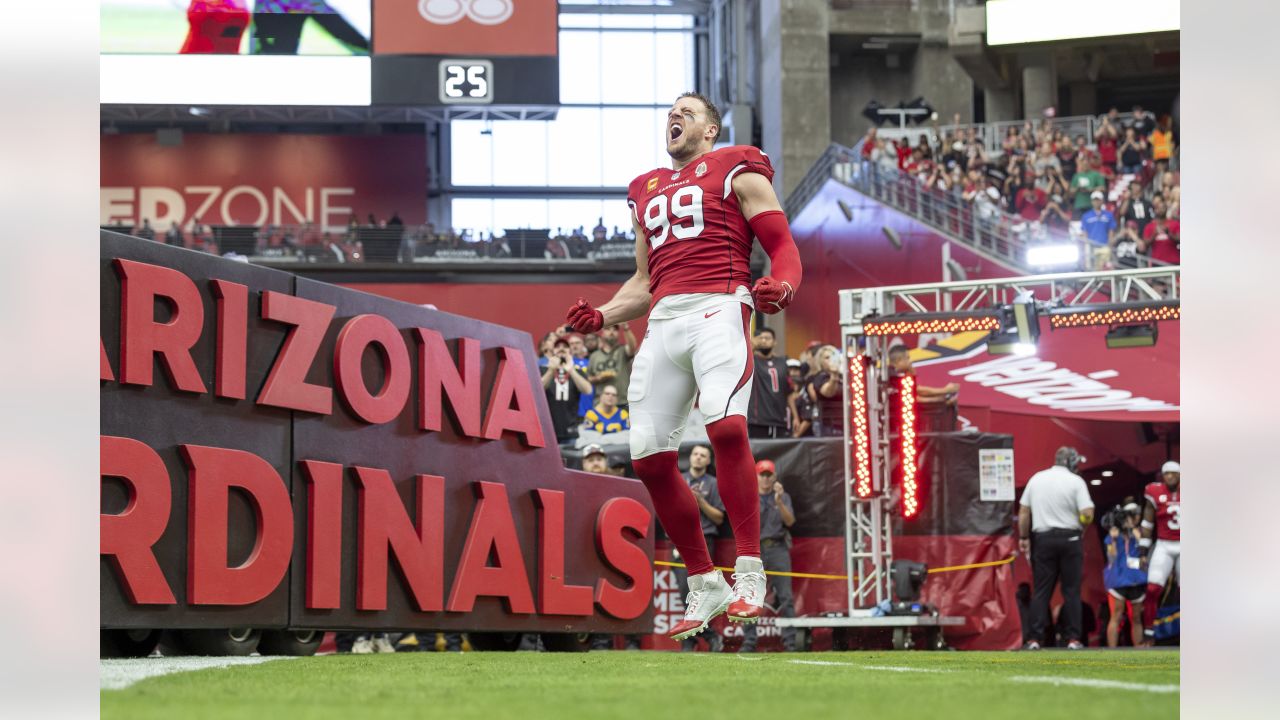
[566,92,802,642]
[180,0,250,54]
[1015,172,1048,222]
[1142,199,1180,264]
[1096,117,1119,169]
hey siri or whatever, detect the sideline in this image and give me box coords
[101,656,295,691]
[653,554,1017,581]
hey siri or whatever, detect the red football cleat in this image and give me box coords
[669,572,733,641]
[726,556,766,623]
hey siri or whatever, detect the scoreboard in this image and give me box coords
[371,0,559,107]
[371,55,558,106]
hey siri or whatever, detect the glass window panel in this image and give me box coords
[559,14,601,29]
[654,15,694,29]
[489,122,549,186]
[597,32,658,105]
[559,31,602,105]
[599,15,657,29]
[451,198,494,237]
[450,120,494,186]
[492,199,552,231]
[600,108,667,186]
[547,108,604,187]
[653,33,694,103]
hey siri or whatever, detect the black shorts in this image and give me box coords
[1108,585,1145,602]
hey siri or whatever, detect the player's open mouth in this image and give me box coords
[669,124,683,141]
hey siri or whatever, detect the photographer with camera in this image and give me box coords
[541,337,593,446]
[1102,502,1147,647]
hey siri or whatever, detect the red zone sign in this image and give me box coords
[99,232,656,633]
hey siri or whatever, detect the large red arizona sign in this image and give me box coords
[100,133,428,230]
[100,232,654,633]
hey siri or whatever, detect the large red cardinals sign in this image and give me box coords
[100,133,427,231]
[100,232,654,633]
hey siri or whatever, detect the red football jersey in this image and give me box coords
[627,145,774,308]
[1143,481,1181,541]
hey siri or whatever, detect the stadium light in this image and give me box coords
[987,294,1040,356]
[848,353,873,498]
[898,375,920,518]
[1048,301,1180,329]
[1105,324,1159,349]
[863,311,1001,337]
[1025,243,1080,267]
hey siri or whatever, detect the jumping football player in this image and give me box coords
[566,92,803,641]
[1139,460,1181,645]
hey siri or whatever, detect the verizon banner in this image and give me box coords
[913,321,1180,423]
[100,133,427,231]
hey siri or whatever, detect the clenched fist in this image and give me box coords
[751,277,794,314]
[566,297,604,334]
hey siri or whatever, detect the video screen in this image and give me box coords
[101,1,372,56]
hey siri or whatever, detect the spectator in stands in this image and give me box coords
[136,218,155,241]
[1143,212,1180,265]
[1110,220,1147,269]
[1117,127,1146,175]
[1129,104,1156,136]
[1095,117,1119,171]
[787,359,813,438]
[387,211,403,227]
[1018,446,1094,650]
[673,444,726,652]
[1002,126,1021,156]
[748,327,792,439]
[537,332,557,368]
[584,332,600,355]
[1104,502,1148,647]
[545,233,570,259]
[1015,172,1048,222]
[1149,115,1175,176]
[581,444,609,475]
[583,385,629,435]
[164,221,183,247]
[542,338,592,446]
[593,218,607,243]
[1056,138,1079,183]
[1117,183,1155,234]
[807,345,845,437]
[739,460,797,653]
[1081,192,1118,259]
[587,324,637,407]
[1070,155,1107,219]
[568,333,594,417]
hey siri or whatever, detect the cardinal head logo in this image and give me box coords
[419,0,514,26]
[695,161,707,177]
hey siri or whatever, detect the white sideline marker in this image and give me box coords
[101,656,296,691]
[788,660,947,673]
[1008,675,1179,694]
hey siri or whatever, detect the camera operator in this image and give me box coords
[1103,503,1147,647]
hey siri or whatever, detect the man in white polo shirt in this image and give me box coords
[1017,446,1095,650]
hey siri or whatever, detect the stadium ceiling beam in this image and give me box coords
[559,1,710,16]
[100,105,560,126]
[839,266,1181,327]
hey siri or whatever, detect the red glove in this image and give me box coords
[566,297,604,333]
[751,277,794,314]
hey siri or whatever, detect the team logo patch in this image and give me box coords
[646,176,658,192]
[695,161,707,177]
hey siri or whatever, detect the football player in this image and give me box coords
[566,92,802,642]
[1139,460,1181,645]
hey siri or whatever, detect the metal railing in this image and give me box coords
[99,223,639,266]
[787,142,1171,274]
[868,111,1135,159]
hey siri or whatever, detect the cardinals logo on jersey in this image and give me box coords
[695,161,707,177]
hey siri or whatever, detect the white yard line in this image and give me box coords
[1008,675,1179,694]
[101,656,295,691]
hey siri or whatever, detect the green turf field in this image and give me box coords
[101,650,1179,720]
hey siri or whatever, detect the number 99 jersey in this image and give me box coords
[627,146,774,309]
[1143,482,1180,542]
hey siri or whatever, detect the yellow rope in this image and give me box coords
[653,553,1016,580]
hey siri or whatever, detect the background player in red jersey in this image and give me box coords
[566,92,802,642]
[1139,460,1181,645]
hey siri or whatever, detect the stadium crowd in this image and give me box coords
[857,106,1180,268]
